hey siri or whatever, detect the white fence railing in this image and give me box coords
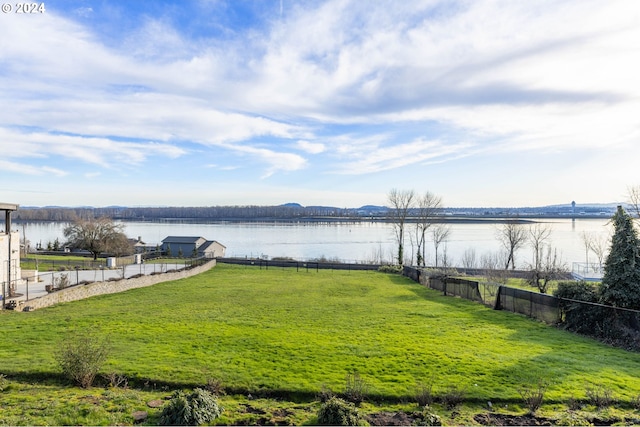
[572,262,604,281]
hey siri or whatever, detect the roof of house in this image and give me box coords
[161,236,205,244]
[199,240,227,251]
[0,202,19,211]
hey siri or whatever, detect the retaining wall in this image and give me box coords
[16,259,216,312]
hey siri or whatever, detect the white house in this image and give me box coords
[161,236,226,258]
[0,202,21,305]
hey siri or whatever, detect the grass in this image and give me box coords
[1,263,640,425]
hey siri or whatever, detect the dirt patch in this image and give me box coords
[239,403,266,415]
[366,411,423,426]
[473,413,553,426]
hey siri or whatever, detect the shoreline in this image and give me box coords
[110,214,607,224]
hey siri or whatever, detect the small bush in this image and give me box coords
[378,265,402,274]
[0,374,7,392]
[632,394,640,410]
[554,281,602,334]
[567,395,582,410]
[55,332,110,388]
[441,385,465,409]
[555,412,592,426]
[416,406,442,426]
[344,371,368,405]
[317,397,365,426]
[317,385,335,403]
[519,380,548,414]
[415,381,434,407]
[103,372,128,389]
[586,385,615,408]
[159,388,222,426]
[205,377,225,396]
[55,273,70,290]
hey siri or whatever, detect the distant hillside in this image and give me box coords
[13,201,621,222]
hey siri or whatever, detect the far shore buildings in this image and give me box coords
[161,236,226,258]
[0,202,21,303]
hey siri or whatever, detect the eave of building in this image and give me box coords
[0,203,19,211]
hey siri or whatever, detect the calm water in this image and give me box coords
[17,218,613,268]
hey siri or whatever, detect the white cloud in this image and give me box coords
[0,159,67,177]
[2,0,640,206]
[295,140,326,154]
[332,137,474,175]
[0,128,185,169]
[218,143,308,177]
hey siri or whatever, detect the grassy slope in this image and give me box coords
[2,263,638,406]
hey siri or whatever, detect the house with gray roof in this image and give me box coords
[161,236,226,258]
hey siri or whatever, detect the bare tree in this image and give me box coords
[440,244,451,269]
[63,217,130,260]
[481,251,508,285]
[589,233,610,273]
[627,185,640,219]
[526,247,566,293]
[414,192,443,266]
[432,224,451,268]
[528,223,552,273]
[496,219,526,270]
[581,231,593,266]
[581,230,610,274]
[388,189,415,265]
[460,248,477,269]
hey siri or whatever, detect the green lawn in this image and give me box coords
[1,263,639,424]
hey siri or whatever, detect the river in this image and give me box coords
[17,218,613,269]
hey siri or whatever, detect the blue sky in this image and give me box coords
[1,0,639,208]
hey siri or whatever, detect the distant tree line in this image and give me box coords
[13,205,368,222]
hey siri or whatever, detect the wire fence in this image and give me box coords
[403,266,640,350]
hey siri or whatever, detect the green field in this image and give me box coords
[1,263,639,425]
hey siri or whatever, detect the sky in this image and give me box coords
[1,0,639,209]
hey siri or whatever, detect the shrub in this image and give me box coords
[586,385,615,408]
[567,394,582,410]
[205,377,225,396]
[378,265,402,274]
[317,385,335,403]
[632,394,640,410]
[518,380,548,415]
[102,372,128,389]
[441,385,465,409]
[415,381,434,407]
[416,406,442,426]
[55,273,70,290]
[554,281,602,334]
[343,371,368,405]
[600,206,640,310]
[159,388,222,426]
[317,397,365,426]
[55,332,110,388]
[555,412,592,426]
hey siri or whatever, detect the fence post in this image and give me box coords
[530,292,534,318]
[494,286,502,310]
